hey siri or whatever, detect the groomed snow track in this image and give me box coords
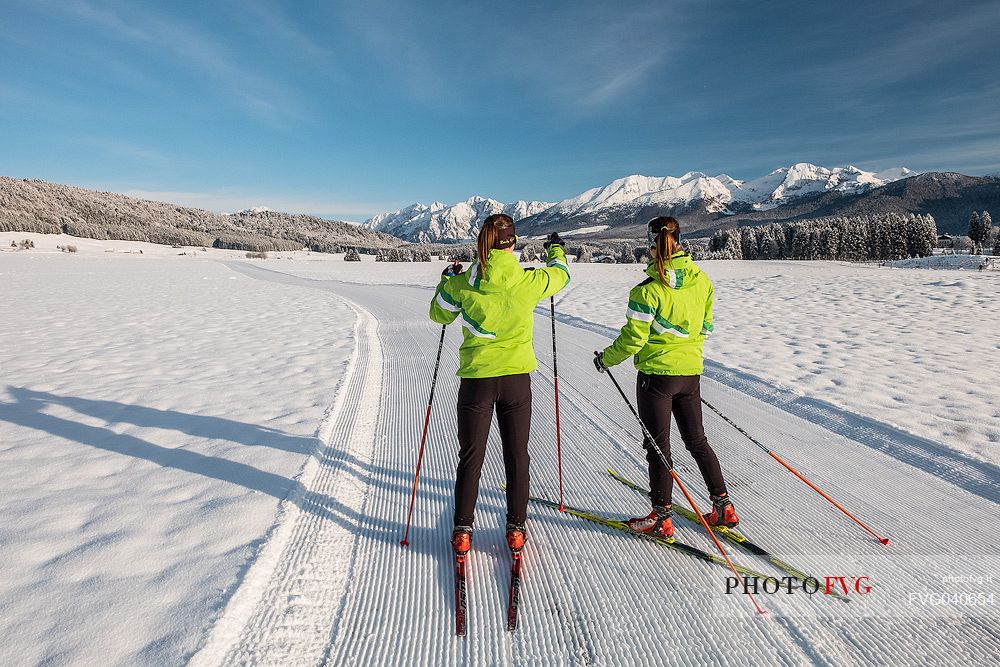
[192,262,999,666]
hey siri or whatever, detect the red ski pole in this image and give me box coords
[598,354,767,616]
[400,325,447,547]
[551,297,565,511]
[701,397,891,546]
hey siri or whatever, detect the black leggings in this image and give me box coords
[454,374,532,527]
[636,373,728,506]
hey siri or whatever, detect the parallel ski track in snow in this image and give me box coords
[194,262,999,666]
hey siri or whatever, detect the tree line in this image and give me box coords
[705,213,937,261]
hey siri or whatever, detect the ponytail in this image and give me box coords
[476,213,515,280]
[476,225,496,279]
[648,217,681,285]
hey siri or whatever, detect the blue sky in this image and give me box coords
[2,1,999,220]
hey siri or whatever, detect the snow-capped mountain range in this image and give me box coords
[523,163,917,232]
[362,197,552,243]
[365,163,917,241]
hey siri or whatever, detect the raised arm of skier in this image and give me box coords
[523,233,570,301]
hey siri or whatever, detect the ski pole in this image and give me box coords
[400,325,447,547]
[551,296,565,511]
[700,397,891,546]
[596,353,767,616]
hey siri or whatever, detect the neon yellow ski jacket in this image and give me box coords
[430,245,570,378]
[600,252,714,376]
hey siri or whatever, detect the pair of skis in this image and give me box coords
[527,468,850,603]
[455,547,523,636]
[606,468,829,589]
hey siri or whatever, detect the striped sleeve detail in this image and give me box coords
[460,312,496,339]
[435,288,461,313]
[701,321,714,336]
[651,314,690,338]
[546,258,570,276]
[625,299,654,322]
[467,263,483,289]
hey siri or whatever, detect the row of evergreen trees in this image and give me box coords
[706,213,937,261]
[373,248,433,262]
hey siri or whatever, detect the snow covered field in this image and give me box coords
[2,233,998,665]
[0,235,356,664]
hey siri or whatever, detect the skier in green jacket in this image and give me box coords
[430,213,569,557]
[594,216,738,539]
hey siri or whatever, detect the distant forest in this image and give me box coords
[0,177,402,253]
[705,213,938,261]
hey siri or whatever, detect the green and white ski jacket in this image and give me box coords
[430,245,570,378]
[600,252,714,376]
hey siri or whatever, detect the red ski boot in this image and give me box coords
[506,522,527,554]
[451,526,473,557]
[704,496,739,529]
[626,506,674,540]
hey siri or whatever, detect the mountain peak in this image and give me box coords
[362,196,554,243]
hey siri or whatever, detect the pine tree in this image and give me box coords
[723,232,742,259]
[708,230,727,253]
[759,227,775,259]
[968,211,985,254]
[740,227,758,260]
[980,211,993,255]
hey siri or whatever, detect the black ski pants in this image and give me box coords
[454,373,532,528]
[637,373,728,506]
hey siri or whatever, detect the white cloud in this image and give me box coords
[58,0,303,123]
[337,1,682,113]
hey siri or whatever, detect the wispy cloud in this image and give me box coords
[56,0,304,123]
[805,2,1000,95]
[70,137,172,166]
[234,0,340,69]
[338,1,681,113]
[493,4,678,111]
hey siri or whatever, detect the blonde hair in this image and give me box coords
[476,214,514,279]
[649,216,681,285]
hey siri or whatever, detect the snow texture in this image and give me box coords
[2,234,998,665]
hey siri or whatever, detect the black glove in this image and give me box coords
[543,232,563,249]
[442,262,464,277]
[593,350,608,373]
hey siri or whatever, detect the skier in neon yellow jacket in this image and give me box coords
[430,214,569,558]
[430,230,569,378]
[595,216,738,540]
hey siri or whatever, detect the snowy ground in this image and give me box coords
[0,235,356,664]
[2,233,999,665]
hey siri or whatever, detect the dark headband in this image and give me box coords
[494,225,517,249]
